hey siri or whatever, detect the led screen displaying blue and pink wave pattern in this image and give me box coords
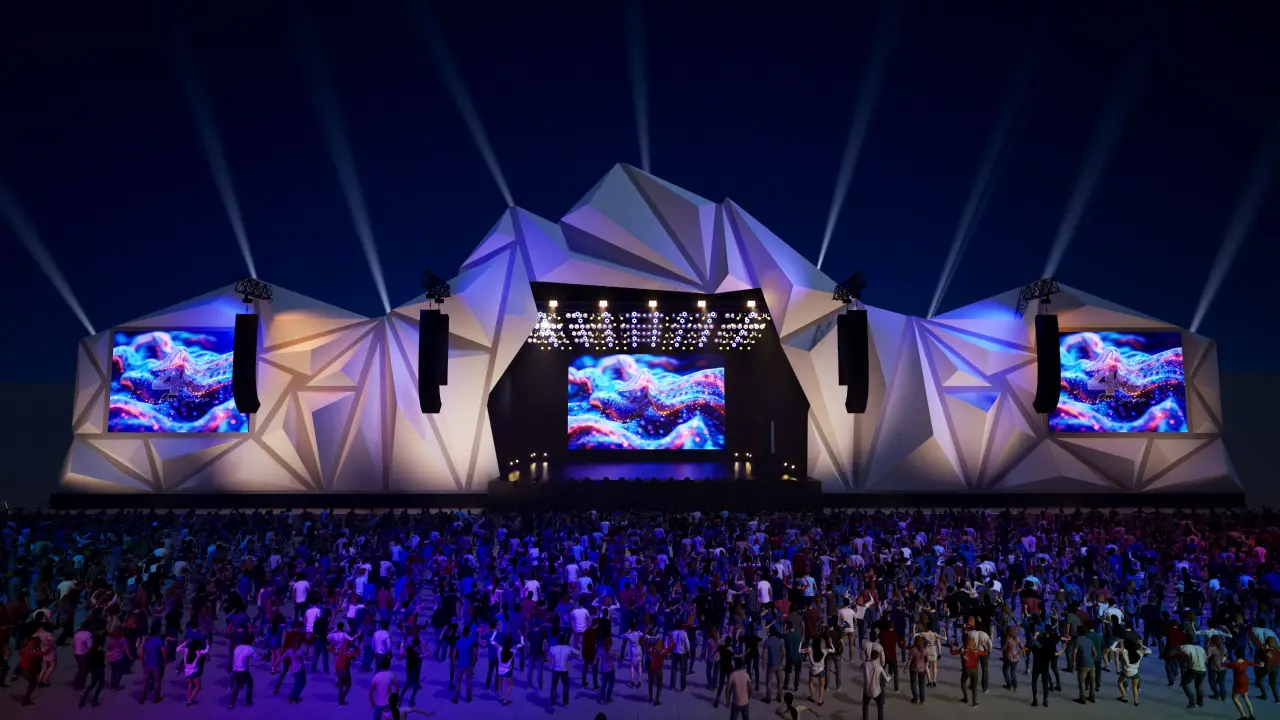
[108,329,248,433]
[1049,331,1188,433]
[568,354,725,450]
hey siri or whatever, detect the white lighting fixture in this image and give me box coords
[598,300,608,308]
[549,300,558,308]
[747,300,756,308]
[696,299,706,308]
[648,299,658,308]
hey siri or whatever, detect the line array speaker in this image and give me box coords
[232,313,261,414]
[419,309,450,413]
[1032,313,1061,414]
[837,310,869,413]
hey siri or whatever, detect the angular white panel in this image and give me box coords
[1057,438,1149,490]
[332,342,385,491]
[149,437,243,490]
[462,211,517,268]
[179,440,310,493]
[75,387,107,434]
[720,206,756,292]
[979,395,1039,487]
[258,396,318,489]
[1144,439,1232,491]
[65,441,153,492]
[490,251,539,382]
[629,167,715,282]
[865,338,934,487]
[539,257,699,293]
[928,325,1036,377]
[435,351,492,476]
[262,322,374,376]
[85,438,155,484]
[1141,437,1214,483]
[1057,305,1174,330]
[562,166,700,282]
[997,441,1111,489]
[388,407,459,492]
[513,209,572,281]
[887,436,967,490]
[469,418,500,489]
[125,294,245,332]
[254,362,297,429]
[447,249,513,348]
[780,286,842,341]
[808,415,846,490]
[727,201,831,305]
[943,393,989,484]
[75,344,106,422]
[260,287,368,348]
[87,332,112,376]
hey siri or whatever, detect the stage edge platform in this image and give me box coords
[47,486,1245,511]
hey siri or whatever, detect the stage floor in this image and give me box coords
[545,460,755,482]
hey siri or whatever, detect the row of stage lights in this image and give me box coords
[528,299,771,351]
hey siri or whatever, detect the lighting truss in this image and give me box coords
[421,270,451,304]
[833,271,867,306]
[528,305,770,351]
[565,310,616,350]
[234,277,273,304]
[529,311,566,349]
[1015,277,1061,317]
[715,311,771,350]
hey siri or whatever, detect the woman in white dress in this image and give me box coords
[622,624,646,688]
[804,636,835,706]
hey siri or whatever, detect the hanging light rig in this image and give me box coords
[234,277,273,311]
[527,296,770,351]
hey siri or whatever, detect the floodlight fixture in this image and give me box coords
[833,271,867,305]
[1015,277,1061,317]
[234,277,273,304]
[422,270,452,304]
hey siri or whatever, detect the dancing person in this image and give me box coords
[176,637,208,706]
[725,656,752,720]
[862,648,890,720]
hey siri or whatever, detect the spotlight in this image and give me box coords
[598,300,608,308]
[746,300,756,308]
[234,277,273,304]
[542,453,547,457]
[833,271,867,306]
[1015,277,1061,317]
[696,299,706,309]
[549,300,558,309]
[648,299,658,308]
[421,270,451,304]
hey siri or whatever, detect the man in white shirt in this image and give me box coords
[1176,642,1207,707]
[229,641,255,708]
[758,578,773,606]
[372,621,394,669]
[668,625,691,691]
[304,605,322,635]
[522,577,542,602]
[966,623,994,692]
[369,657,399,717]
[569,603,591,648]
[291,577,311,617]
[547,633,581,709]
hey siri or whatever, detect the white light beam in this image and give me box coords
[927,47,1036,318]
[626,0,651,173]
[169,27,258,279]
[1042,47,1151,278]
[297,22,392,314]
[816,2,902,270]
[410,0,515,207]
[0,177,96,335]
[1190,111,1280,333]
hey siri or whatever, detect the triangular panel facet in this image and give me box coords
[85,439,155,484]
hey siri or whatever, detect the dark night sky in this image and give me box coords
[1,1,1277,385]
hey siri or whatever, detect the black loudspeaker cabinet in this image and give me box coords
[419,309,450,413]
[232,313,261,414]
[837,310,869,413]
[1032,313,1061,414]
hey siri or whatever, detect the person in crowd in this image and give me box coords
[175,636,208,706]
[1223,655,1262,720]
[549,630,581,709]
[724,656,752,720]
[369,656,399,720]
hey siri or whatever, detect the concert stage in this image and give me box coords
[56,163,1239,505]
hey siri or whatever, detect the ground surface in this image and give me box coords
[9,627,1275,720]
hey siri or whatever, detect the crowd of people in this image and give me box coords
[1,506,1279,720]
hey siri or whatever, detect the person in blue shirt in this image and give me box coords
[451,624,478,704]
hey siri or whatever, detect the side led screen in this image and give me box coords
[1049,331,1188,433]
[568,353,725,450]
[108,329,248,433]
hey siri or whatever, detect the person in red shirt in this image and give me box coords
[332,639,359,705]
[644,631,670,707]
[1164,620,1187,684]
[950,636,989,707]
[880,627,901,691]
[1222,656,1260,720]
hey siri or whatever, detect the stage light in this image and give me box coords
[235,277,274,305]
[833,271,867,306]
[598,300,608,308]
[696,299,706,308]
[549,300,558,308]
[1015,277,1061,317]
[648,299,657,308]
[746,300,756,308]
[542,453,547,457]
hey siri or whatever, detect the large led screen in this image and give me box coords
[108,329,248,433]
[568,354,725,450]
[1049,331,1188,433]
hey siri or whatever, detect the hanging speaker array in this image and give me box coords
[837,310,869,414]
[419,309,450,413]
[232,313,261,414]
[1032,313,1061,414]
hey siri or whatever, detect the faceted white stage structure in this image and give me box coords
[60,164,1236,496]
